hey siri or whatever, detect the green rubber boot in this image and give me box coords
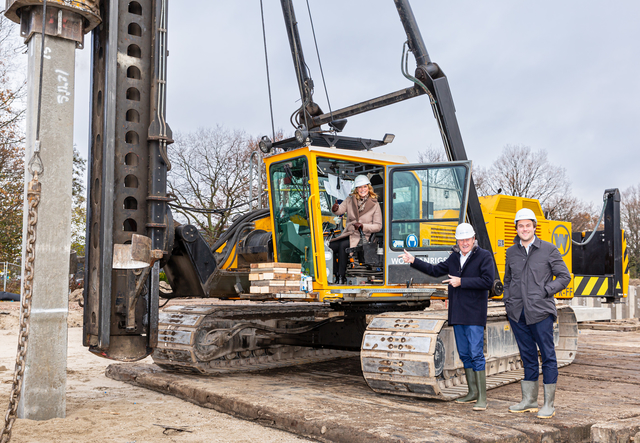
[473,370,487,411]
[509,380,539,413]
[537,384,556,418]
[456,368,478,403]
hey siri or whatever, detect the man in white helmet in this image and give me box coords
[401,223,494,411]
[504,208,570,419]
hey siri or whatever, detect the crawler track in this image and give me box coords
[152,303,578,401]
[152,303,357,374]
[360,305,578,400]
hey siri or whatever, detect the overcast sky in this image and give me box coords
[68,0,639,205]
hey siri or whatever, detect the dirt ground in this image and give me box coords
[0,300,311,443]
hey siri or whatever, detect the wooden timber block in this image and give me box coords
[249,272,299,281]
[267,286,287,293]
[250,286,270,294]
[254,267,289,274]
[251,280,300,287]
[250,262,302,269]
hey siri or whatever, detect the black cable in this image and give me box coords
[210,208,270,253]
[220,223,253,268]
[214,208,271,267]
[259,0,276,141]
[205,316,346,345]
[572,197,608,246]
[168,192,267,215]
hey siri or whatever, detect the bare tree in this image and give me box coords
[417,145,446,163]
[473,145,599,228]
[0,13,24,150]
[71,146,87,255]
[545,194,598,232]
[622,184,640,278]
[0,13,25,263]
[472,165,492,197]
[167,126,261,245]
[477,145,570,208]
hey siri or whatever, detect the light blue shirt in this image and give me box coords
[523,235,537,254]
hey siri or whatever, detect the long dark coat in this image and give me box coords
[410,244,494,326]
[503,236,571,325]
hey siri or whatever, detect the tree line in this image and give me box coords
[0,11,638,278]
[420,144,639,277]
[166,134,640,278]
[0,11,25,264]
[0,12,86,265]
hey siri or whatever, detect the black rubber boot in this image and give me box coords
[472,370,487,411]
[509,380,539,413]
[537,384,556,418]
[455,368,478,403]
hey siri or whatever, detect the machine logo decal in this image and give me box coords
[551,225,571,257]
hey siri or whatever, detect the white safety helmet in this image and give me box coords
[353,175,371,188]
[514,208,537,226]
[455,223,476,240]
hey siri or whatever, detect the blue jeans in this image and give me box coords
[509,310,558,384]
[453,324,485,371]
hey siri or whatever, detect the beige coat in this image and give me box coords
[331,195,382,248]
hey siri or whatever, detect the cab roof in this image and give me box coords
[264,145,409,166]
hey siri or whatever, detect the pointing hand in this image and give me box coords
[401,249,414,264]
[443,274,461,287]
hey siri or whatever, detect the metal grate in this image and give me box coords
[496,197,517,214]
[431,226,456,245]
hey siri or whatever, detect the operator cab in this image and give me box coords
[265,146,472,290]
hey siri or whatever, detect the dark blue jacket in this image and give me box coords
[410,244,494,326]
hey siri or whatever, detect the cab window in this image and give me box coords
[270,157,315,276]
[390,165,468,249]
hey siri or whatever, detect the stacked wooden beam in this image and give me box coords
[249,263,304,294]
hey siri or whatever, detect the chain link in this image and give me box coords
[1,175,41,443]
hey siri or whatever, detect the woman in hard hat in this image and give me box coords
[330,175,382,285]
[401,223,494,411]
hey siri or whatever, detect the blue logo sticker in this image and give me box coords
[406,234,418,248]
[392,240,404,248]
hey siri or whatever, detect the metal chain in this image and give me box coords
[1,175,41,443]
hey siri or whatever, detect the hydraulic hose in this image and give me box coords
[571,197,607,246]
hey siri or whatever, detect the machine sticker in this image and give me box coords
[551,225,571,257]
[406,234,418,248]
[392,240,404,248]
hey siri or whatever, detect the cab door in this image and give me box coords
[385,161,472,285]
[269,155,317,278]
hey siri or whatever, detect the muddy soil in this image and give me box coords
[0,300,311,442]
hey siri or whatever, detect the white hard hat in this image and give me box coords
[455,223,476,240]
[514,208,537,225]
[354,175,371,188]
